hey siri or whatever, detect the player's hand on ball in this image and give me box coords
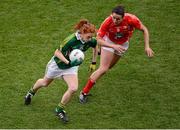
[69,59,82,66]
[89,62,96,71]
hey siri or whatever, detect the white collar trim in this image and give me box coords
[75,31,85,44]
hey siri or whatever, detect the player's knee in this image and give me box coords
[41,79,50,87]
[69,86,78,93]
[99,66,109,74]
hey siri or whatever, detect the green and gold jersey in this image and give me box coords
[54,32,97,69]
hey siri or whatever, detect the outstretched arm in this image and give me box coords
[140,24,154,57]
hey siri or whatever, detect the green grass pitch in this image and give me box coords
[0,0,179,128]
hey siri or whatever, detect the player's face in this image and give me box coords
[112,13,123,25]
[81,33,93,42]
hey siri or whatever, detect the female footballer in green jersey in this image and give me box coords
[24,19,98,123]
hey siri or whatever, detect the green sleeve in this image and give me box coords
[60,41,74,52]
[58,34,76,56]
[90,37,97,48]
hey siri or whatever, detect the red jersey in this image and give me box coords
[97,13,143,44]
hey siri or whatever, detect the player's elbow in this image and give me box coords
[54,49,60,57]
[141,24,149,33]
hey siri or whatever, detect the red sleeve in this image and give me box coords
[97,16,111,38]
[131,15,143,30]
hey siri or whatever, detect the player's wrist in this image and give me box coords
[66,60,70,65]
[91,62,96,65]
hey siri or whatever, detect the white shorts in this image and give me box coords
[45,57,78,79]
[101,35,129,56]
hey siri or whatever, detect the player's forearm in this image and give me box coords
[92,46,98,62]
[54,49,69,64]
[142,25,150,49]
[144,31,150,49]
[97,36,114,48]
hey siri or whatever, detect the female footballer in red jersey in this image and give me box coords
[79,5,154,103]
